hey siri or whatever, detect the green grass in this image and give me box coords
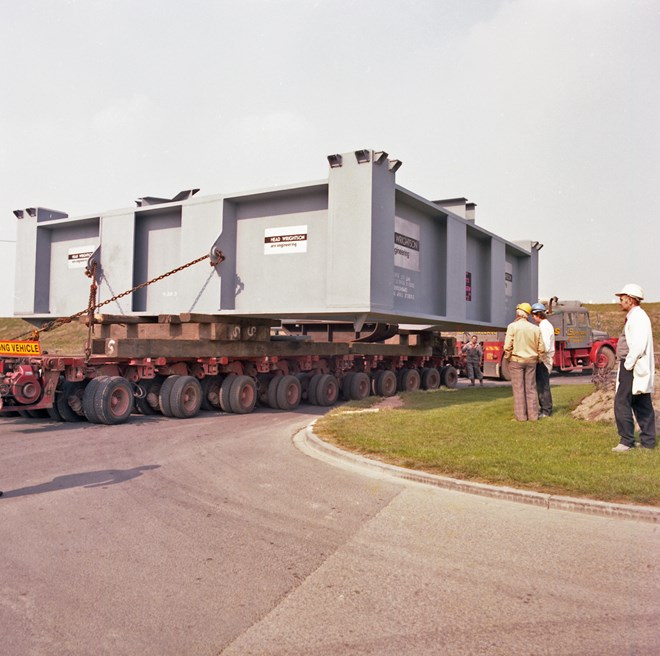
[0,318,87,354]
[315,385,660,506]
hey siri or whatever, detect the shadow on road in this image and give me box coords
[1,465,161,498]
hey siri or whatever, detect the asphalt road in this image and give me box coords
[1,396,658,655]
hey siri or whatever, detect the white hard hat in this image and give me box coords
[615,283,644,300]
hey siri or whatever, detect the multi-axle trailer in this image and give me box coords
[1,148,540,423]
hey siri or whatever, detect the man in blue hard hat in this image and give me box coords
[612,284,656,452]
[531,303,555,417]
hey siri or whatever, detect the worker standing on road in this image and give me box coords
[531,303,555,417]
[461,335,484,386]
[503,302,545,421]
[612,284,656,452]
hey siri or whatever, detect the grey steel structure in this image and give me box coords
[14,149,540,330]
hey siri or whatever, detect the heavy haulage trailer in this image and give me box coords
[0,149,541,424]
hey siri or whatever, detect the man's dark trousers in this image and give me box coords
[614,365,656,448]
[535,364,552,416]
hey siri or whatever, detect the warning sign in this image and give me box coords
[264,225,308,254]
[68,245,96,269]
[0,340,42,356]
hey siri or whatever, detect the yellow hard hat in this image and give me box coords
[516,302,532,315]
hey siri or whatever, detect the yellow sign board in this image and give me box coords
[0,340,42,356]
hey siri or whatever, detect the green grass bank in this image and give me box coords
[314,385,659,506]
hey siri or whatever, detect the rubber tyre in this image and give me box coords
[441,365,458,389]
[307,373,323,405]
[267,375,282,409]
[169,376,203,419]
[276,375,302,411]
[341,372,356,401]
[51,380,84,422]
[134,377,162,415]
[349,372,371,400]
[374,370,397,397]
[26,409,50,419]
[295,373,310,400]
[219,374,237,412]
[228,375,257,414]
[200,375,222,411]
[595,346,616,371]
[47,403,64,421]
[398,368,421,392]
[93,376,134,425]
[314,374,339,407]
[83,377,107,423]
[158,375,181,418]
[421,367,441,390]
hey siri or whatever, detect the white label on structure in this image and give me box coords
[394,217,420,272]
[68,245,95,269]
[264,225,308,254]
[505,261,513,296]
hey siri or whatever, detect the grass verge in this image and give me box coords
[314,384,660,506]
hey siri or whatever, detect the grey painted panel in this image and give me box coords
[11,149,539,330]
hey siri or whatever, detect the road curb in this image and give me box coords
[297,421,659,524]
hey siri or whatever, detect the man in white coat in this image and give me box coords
[612,283,656,451]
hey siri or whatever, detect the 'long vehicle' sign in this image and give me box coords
[0,340,42,356]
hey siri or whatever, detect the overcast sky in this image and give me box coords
[1,0,659,316]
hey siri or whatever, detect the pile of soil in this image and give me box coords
[572,363,660,423]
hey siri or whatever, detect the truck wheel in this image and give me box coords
[200,375,222,411]
[228,375,257,414]
[93,376,134,425]
[441,365,458,389]
[307,373,323,405]
[595,346,616,371]
[500,357,511,381]
[267,375,282,409]
[168,376,203,419]
[219,374,237,412]
[158,375,181,417]
[83,377,108,423]
[349,372,371,400]
[135,377,163,415]
[47,403,64,421]
[341,372,356,401]
[315,374,339,407]
[53,381,86,422]
[296,373,310,400]
[26,409,50,418]
[421,367,441,390]
[374,370,397,397]
[398,368,421,392]
[276,375,302,411]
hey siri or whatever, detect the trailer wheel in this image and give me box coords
[26,409,50,419]
[135,376,163,415]
[228,375,257,414]
[307,373,323,405]
[276,375,302,411]
[349,372,371,400]
[200,375,222,411]
[315,374,339,407]
[267,375,282,409]
[421,367,441,390]
[398,368,421,392]
[93,376,134,425]
[83,377,108,423]
[168,376,203,419]
[441,365,458,389]
[341,372,356,401]
[47,403,64,421]
[158,375,181,417]
[374,370,397,397]
[296,373,310,400]
[500,357,511,382]
[219,374,237,412]
[595,346,616,371]
[55,381,86,422]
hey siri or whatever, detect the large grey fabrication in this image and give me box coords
[13,149,540,330]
